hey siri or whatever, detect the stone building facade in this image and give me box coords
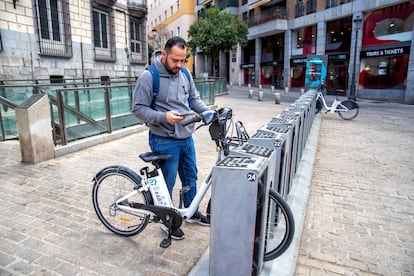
[0,0,148,82]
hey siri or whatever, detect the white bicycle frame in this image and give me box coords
[316,90,348,113]
[114,150,226,220]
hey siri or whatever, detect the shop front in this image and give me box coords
[327,54,348,95]
[325,17,352,95]
[358,2,414,101]
[242,63,256,86]
[290,25,317,89]
[260,61,283,88]
[290,56,307,89]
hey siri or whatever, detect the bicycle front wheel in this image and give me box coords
[92,166,152,237]
[264,189,295,261]
[338,100,359,120]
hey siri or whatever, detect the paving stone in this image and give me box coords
[1,88,413,275]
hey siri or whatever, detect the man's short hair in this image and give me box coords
[164,36,187,53]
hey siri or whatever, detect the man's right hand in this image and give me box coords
[166,111,185,124]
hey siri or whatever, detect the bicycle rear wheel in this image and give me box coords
[263,189,295,261]
[92,166,152,236]
[338,100,359,120]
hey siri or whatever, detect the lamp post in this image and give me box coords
[349,15,362,100]
[152,28,157,48]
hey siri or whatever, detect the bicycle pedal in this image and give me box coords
[160,238,171,248]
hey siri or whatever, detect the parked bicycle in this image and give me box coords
[315,82,359,120]
[92,107,295,261]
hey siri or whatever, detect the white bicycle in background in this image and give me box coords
[315,82,360,120]
[91,107,295,263]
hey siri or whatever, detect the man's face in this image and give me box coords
[162,45,187,74]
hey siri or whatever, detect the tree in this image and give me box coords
[188,7,248,76]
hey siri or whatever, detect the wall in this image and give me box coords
[0,0,146,81]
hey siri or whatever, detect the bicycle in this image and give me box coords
[315,82,359,120]
[91,107,295,262]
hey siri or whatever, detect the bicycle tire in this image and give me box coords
[338,100,359,120]
[315,98,323,114]
[92,166,153,237]
[263,189,295,261]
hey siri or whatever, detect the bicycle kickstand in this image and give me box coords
[160,219,173,249]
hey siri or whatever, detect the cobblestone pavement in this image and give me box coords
[0,87,290,276]
[295,99,414,275]
[1,87,413,275]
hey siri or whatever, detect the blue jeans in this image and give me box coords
[149,132,198,209]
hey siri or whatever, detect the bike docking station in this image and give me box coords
[210,155,272,276]
[205,89,319,276]
[266,117,300,183]
[249,126,292,199]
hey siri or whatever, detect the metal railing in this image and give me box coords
[0,77,225,144]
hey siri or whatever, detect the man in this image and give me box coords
[132,37,210,240]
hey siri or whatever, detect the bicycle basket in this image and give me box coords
[209,107,232,145]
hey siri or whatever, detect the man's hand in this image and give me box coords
[166,111,185,124]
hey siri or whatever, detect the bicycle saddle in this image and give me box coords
[139,152,171,163]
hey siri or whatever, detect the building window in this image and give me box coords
[326,0,336,8]
[130,18,146,63]
[177,26,180,37]
[295,1,304,18]
[325,17,352,53]
[35,0,72,57]
[292,25,316,55]
[306,0,316,14]
[360,55,409,90]
[177,0,180,11]
[92,5,115,61]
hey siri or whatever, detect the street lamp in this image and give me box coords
[349,15,362,100]
[151,28,158,50]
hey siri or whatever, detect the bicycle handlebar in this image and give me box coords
[182,110,217,127]
[183,108,249,154]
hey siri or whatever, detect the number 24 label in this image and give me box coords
[247,173,256,182]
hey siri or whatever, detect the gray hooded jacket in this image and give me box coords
[132,52,209,139]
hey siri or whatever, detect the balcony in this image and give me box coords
[246,6,287,27]
[218,0,239,9]
[127,0,148,18]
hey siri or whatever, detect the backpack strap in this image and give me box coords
[146,64,160,109]
[181,66,193,108]
[146,64,192,109]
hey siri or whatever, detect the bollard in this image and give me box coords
[300,88,304,95]
[248,89,253,99]
[274,92,281,104]
[271,86,275,93]
[258,90,263,101]
[248,83,251,89]
[15,93,54,163]
[285,87,289,94]
[230,82,233,88]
